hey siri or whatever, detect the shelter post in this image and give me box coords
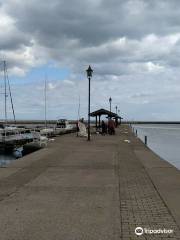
[95,115,97,129]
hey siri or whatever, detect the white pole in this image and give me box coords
[44,75,47,129]
[3,61,7,141]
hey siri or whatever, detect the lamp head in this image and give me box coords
[86,65,93,78]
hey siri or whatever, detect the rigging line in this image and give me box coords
[44,74,47,129]
[78,95,80,120]
[3,61,7,125]
[5,63,16,123]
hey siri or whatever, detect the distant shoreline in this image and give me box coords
[1,120,180,125]
[129,121,180,124]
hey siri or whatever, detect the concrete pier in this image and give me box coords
[0,125,180,239]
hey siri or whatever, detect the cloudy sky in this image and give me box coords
[1,0,180,121]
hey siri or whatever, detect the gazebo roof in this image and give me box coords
[90,108,122,118]
[113,116,123,119]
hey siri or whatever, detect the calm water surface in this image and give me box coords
[133,124,180,169]
[0,154,16,167]
[133,124,180,170]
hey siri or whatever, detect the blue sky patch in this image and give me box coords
[10,64,70,85]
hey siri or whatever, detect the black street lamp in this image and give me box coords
[118,109,121,125]
[109,97,112,115]
[115,105,117,114]
[86,65,93,141]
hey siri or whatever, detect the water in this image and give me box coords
[133,124,180,170]
[0,153,16,167]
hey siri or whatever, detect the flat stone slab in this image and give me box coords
[27,168,116,188]
[0,168,21,180]
[0,186,120,240]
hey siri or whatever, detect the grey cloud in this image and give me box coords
[0,33,30,51]
[6,0,180,47]
[2,0,180,72]
[2,0,180,120]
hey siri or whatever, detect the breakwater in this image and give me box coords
[0,125,180,239]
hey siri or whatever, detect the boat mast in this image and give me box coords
[44,75,47,129]
[6,64,16,123]
[3,61,7,126]
[3,61,16,124]
[78,95,80,120]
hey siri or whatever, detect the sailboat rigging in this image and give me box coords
[1,60,16,125]
[44,74,47,129]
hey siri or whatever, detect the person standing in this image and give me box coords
[101,120,107,135]
[108,118,115,135]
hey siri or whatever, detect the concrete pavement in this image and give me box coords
[0,125,179,239]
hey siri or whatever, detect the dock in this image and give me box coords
[0,125,180,239]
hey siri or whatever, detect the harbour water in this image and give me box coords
[133,124,180,170]
[0,154,16,167]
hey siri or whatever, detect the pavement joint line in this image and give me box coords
[131,135,180,234]
[118,129,180,238]
[116,145,123,240]
[135,155,180,234]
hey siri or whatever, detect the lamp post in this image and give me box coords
[118,109,121,125]
[109,97,112,117]
[86,65,93,141]
[115,105,117,114]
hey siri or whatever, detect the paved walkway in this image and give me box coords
[118,128,180,239]
[0,125,179,239]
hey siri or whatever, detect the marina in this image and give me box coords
[0,61,77,157]
[0,119,77,165]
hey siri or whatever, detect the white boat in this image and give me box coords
[40,127,55,136]
[23,132,48,153]
[55,119,75,134]
[0,125,34,145]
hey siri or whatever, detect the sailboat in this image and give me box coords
[23,76,49,152]
[23,131,48,153]
[0,61,35,152]
[40,75,55,137]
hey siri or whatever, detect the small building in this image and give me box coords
[90,108,123,129]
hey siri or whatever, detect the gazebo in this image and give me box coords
[90,108,122,129]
